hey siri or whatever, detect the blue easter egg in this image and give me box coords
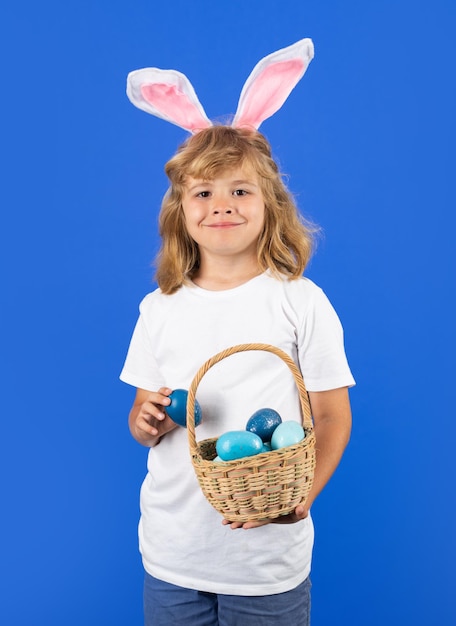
[166,389,202,428]
[246,408,282,442]
[270,421,305,450]
[216,431,264,461]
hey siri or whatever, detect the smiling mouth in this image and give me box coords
[205,222,243,228]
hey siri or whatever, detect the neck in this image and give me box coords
[192,256,262,291]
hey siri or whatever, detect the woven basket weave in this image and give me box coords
[186,343,316,522]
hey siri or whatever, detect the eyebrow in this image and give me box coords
[186,179,259,193]
[232,179,258,187]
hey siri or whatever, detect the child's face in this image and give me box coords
[181,166,265,264]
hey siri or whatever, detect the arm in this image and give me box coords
[128,387,178,447]
[224,386,352,529]
[302,386,352,510]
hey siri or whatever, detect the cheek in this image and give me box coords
[182,201,202,223]
[255,207,267,238]
[182,210,199,234]
[181,208,203,243]
[181,204,193,227]
[255,204,266,228]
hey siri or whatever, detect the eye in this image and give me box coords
[233,189,248,196]
[196,190,211,198]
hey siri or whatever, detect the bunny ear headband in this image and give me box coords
[126,38,314,133]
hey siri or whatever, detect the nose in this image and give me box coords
[211,194,233,215]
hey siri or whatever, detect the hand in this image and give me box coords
[222,503,310,530]
[130,387,178,446]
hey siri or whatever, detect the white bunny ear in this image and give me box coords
[232,38,314,130]
[126,67,212,133]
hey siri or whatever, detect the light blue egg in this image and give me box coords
[216,431,264,461]
[270,421,305,450]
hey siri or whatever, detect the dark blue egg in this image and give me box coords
[216,431,264,461]
[246,408,282,442]
[166,389,202,428]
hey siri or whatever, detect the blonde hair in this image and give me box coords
[155,126,318,294]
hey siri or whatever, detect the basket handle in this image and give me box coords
[186,343,312,456]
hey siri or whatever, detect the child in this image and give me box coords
[121,40,355,626]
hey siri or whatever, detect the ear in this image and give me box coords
[232,38,314,130]
[126,67,212,133]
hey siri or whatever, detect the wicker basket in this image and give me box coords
[186,343,316,522]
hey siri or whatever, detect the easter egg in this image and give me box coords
[216,431,264,461]
[166,389,202,428]
[270,421,305,450]
[246,408,282,442]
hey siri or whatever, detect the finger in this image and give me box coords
[137,415,159,437]
[156,388,172,407]
[222,518,271,530]
[147,391,171,409]
[241,519,271,529]
[222,505,308,530]
[222,519,248,530]
[295,504,308,518]
[140,401,166,422]
[271,505,308,525]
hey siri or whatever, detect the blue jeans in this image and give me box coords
[143,571,311,626]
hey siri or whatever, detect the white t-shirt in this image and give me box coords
[120,272,355,595]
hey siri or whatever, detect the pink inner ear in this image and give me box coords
[236,59,305,128]
[141,83,211,131]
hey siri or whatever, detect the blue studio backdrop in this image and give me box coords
[1,1,455,625]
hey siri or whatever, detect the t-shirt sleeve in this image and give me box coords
[119,304,166,392]
[298,285,355,392]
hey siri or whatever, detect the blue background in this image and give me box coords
[1,1,455,624]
